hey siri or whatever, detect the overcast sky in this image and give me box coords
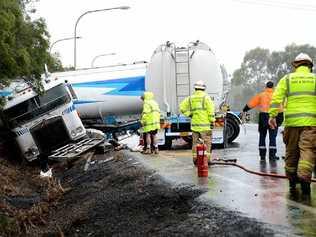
[34,0,316,74]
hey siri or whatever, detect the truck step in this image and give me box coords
[49,138,104,161]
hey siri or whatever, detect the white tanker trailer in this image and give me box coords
[146,41,241,148]
[50,62,147,136]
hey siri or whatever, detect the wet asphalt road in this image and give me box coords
[124,124,316,237]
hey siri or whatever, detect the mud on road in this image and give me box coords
[1,150,286,236]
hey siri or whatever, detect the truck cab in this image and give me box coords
[1,77,102,161]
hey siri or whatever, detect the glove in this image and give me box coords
[238,112,244,119]
[269,118,277,129]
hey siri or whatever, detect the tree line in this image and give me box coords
[0,0,62,87]
[229,44,316,111]
[1,0,315,114]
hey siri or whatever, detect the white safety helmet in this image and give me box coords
[292,53,313,67]
[194,80,206,90]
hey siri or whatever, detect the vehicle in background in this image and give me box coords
[146,41,241,148]
[0,75,103,162]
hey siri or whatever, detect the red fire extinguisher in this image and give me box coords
[196,142,208,177]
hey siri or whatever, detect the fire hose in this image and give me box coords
[209,159,316,183]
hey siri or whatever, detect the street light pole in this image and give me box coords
[73,6,130,69]
[91,53,116,67]
[50,36,82,54]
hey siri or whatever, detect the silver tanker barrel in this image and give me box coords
[145,41,241,147]
[146,41,223,114]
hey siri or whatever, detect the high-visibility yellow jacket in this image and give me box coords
[180,90,215,132]
[141,92,160,133]
[269,66,316,127]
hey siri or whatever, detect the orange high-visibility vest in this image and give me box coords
[247,88,282,113]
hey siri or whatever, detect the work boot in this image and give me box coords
[269,155,280,160]
[268,155,275,161]
[259,148,266,161]
[40,168,52,178]
[153,148,159,154]
[269,155,279,161]
[289,179,297,194]
[301,194,311,204]
[143,148,152,154]
[300,181,311,196]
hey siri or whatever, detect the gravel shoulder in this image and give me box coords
[1,149,288,236]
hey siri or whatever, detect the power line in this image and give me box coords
[232,0,316,12]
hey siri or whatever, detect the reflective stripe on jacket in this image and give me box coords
[269,66,316,127]
[179,90,215,132]
[141,92,161,133]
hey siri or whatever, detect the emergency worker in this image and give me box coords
[242,81,283,161]
[141,91,161,154]
[269,53,316,195]
[180,80,215,165]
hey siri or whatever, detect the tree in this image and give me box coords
[230,44,316,111]
[268,43,316,82]
[0,0,62,87]
[230,47,271,110]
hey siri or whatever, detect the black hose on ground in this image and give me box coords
[209,161,316,183]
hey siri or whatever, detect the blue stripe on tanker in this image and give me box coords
[0,91,12,96]
[72,76,145,96]
[73,100,100,104]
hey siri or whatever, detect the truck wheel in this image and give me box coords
[226,114,240,143]
[158,137,172,150]
[182,136,192,146]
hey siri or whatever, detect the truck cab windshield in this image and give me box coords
[3,84,71,127]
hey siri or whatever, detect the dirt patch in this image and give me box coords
[1,150,285,236]
[0,156,66,236]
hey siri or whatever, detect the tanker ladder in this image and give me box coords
[175,47,191,108]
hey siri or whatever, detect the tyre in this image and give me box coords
[182,136,192,146]
[225,114,240,143]
[158,136,172,150]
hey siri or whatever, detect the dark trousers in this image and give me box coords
[143,130,158,151]
[258,112,280,158]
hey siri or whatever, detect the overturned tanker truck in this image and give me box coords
[51,62,147,139]
[50,41,241,147]
[146,41,241,148]
[0,75,104,162]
